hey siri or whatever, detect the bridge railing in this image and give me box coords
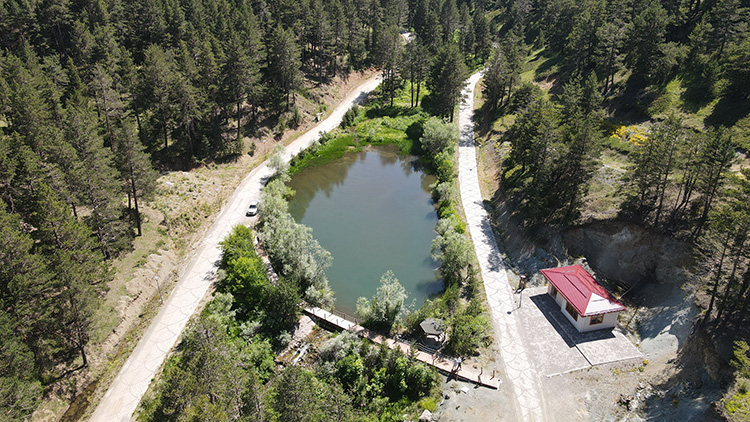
[329,309,359,325]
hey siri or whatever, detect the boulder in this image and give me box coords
[419,409,433,422]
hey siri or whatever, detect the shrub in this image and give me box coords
[341,105,359,128]
[356,271,409,334]
[419,117,459,156]
[444,310,491,356]
[336,353,364,389]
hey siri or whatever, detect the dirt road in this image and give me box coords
[89,74,382,422]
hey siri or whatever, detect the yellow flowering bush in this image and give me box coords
[610,125,650,147]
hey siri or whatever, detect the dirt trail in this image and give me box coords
[88,73,382,422]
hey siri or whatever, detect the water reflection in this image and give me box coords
[288,148,442,315]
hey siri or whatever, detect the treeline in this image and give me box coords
[486,0,749,227]
[420,117,492,356]
[0,0,497,418]
[486,0,749,106]
[140,226,437,421]
[485,0,749,345]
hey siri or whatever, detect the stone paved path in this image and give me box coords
[457,72,547,422]
[89,74,382,422]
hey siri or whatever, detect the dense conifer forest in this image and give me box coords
[0,0,486,418]
[0,0,749,419]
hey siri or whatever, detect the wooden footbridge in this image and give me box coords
[303,306,501,389]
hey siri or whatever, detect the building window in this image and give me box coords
[565,302,578,320]
[549,285,557,298]
[590,314,604,325]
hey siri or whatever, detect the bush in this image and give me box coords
[419,117,459,156]
[356,271,409,334]
[341,105,359,128]
[336,353,364,389]
[444,310,491,356]
[434,150,455,182]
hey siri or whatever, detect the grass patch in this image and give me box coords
[290,88,427,174]
[90,220,169,344]
[724,389,750,421]
[521,48,550,84]
[418,396,438,412]
[289,133,357,172]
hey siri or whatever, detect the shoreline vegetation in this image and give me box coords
[286,86,491,356]
[138,84,492,421]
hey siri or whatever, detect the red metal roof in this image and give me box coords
[540,264,625,316]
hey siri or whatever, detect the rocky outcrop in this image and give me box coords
[562,221,693,290]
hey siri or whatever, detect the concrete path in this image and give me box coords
[518,287,642,377]
[457,72,547,421]
[89,74,382,422]
[303,306,502,389]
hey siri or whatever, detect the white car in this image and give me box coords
[246,200,259,217]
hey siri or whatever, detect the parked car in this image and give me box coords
[246,200,259,216]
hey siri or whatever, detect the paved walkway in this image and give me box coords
[457,72,547,421]
[303,306,501,389]
[89,74,382,422]
[518,287,643,377]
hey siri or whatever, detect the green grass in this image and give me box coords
[724,388,750,420]
[289,132,357,172]
[521,48,549,84]
[290,87,427,174]
[418,397,438,412]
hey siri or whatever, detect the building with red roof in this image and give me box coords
[540,264,625,333]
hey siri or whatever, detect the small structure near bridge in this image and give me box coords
[419,318,445,350]
[540,264,625,333]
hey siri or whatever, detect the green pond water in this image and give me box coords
[288,148,442,315]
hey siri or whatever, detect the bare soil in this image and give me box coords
[31,70,376,422]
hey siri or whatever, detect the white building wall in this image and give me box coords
[547,284,620,332]
[578,311,619,332]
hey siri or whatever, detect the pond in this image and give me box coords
[288,147,442,315]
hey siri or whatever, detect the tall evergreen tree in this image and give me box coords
[401,40,430,107]
[426,43,467,120]
[625,1,669,83]
[267,25,302,111]
[113,123,157,237]
[138,44,177,151]
[64,100,129,258]
[220,19,262,143]
[376,24,402,107]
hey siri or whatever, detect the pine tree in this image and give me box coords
[625,1,669,83]
[113,123,157,236]
[220,19,262,143]
[63,100,129,258]
[401,40,430,107]
[267,25,302,111]
[26,183,106,369]
[138,44,177,151]
[90,64,124,148]
[472,6,491,63]
[426,43,467,120]
[377,24,402,107]
[693,128,736,236]
[0,207,47,421]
